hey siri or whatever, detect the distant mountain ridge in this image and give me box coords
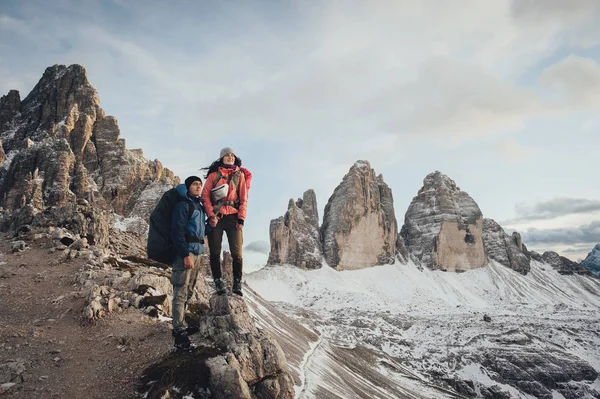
[267,163,593,278]
[582,244,600,275]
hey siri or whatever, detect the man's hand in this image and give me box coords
[236,219,244,231]
[209,216,218,228]
[183,255,194,269]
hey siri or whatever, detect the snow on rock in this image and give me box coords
[541,250,590,275]
[0,64,178,244]
[582,244,600,275]
[482,218,530,274]
[400,171,487,271]
[320,160,397,270]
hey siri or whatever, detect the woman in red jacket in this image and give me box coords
[202,147,249,296]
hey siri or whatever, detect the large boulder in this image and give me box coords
[320,160,397,270]
[482,218,530,274]
[0,65,177,243]
[400,171,487,271]
[581,244,600,275]
[267,189,323,269]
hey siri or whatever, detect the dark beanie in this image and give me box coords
[185,176,202,190]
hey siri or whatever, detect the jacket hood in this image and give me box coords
[176,184,188,198]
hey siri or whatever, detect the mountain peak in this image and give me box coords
[422,170,460,193]
[351,160,371,170]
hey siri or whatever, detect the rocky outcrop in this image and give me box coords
[400,171,486,271]
[140,295,295,399]
[581,244,600,275]
[0,64,177,245]
[321,161,397,270]
[541,251,590,275]
[482,218,530,274]
[267,189,322,269]
[478,349,597,399]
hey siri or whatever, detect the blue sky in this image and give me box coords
[2,0,600,261]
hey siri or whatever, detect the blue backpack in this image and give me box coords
[147,188,194,264]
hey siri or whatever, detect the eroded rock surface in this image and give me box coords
[268,189,322,269]
[482,218,530,274]
[0,64,177,244]
[321,161,397,270]
[400,171,486,271]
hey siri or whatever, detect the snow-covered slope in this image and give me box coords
[247,260,600,313]
[246,261,600,399]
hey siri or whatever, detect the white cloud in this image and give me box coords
[502,197,600,225]
[540,55,600,109]
[522,220,600,245]
[493,138,536,162]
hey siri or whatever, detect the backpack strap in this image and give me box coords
[177,197,195,221]
[212,170,241,215]
[180,197,202,244]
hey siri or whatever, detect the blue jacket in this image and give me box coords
[171,184,206,258]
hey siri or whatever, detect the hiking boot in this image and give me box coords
[172,329,191,350]
[232,278,243,297]
[185,326,199,336]
[214,278,226,295]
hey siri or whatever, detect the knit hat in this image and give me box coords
[184,176,202,190]
[220,147,236,159]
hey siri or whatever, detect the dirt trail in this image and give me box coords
[0,235,173,398]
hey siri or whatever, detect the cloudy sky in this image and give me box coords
[1,0,599,262]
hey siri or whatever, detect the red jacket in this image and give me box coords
[202,166,248,220]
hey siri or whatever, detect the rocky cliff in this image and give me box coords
[481,218,530,274]
[321,161,397,270]
[400,171,486,271]
[581,244,600,275]
[267,189,322,269]
[0,64,177,244]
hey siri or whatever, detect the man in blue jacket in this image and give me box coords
[171,176,206,350]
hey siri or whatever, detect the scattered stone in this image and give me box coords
[10,241,27,253]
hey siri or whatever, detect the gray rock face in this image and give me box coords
[400,171,486,271]
[478,349,598,399]
[321,160,397,270]
[137,292,294,399]
[0,65,177,244]
[541,251,590,275]
[581,244,600,275]
[200,295,295,398]
[482,218,530,274]
[267,189,322,269]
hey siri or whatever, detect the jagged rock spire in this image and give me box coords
[267,189,323,269]
[0,64,177,243]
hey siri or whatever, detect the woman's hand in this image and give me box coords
[236,219,244,231]
[209,215,218,228]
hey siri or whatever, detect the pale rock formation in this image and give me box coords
[268,189,322,269]
[400,171,486,271]
[321,161,397,270]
